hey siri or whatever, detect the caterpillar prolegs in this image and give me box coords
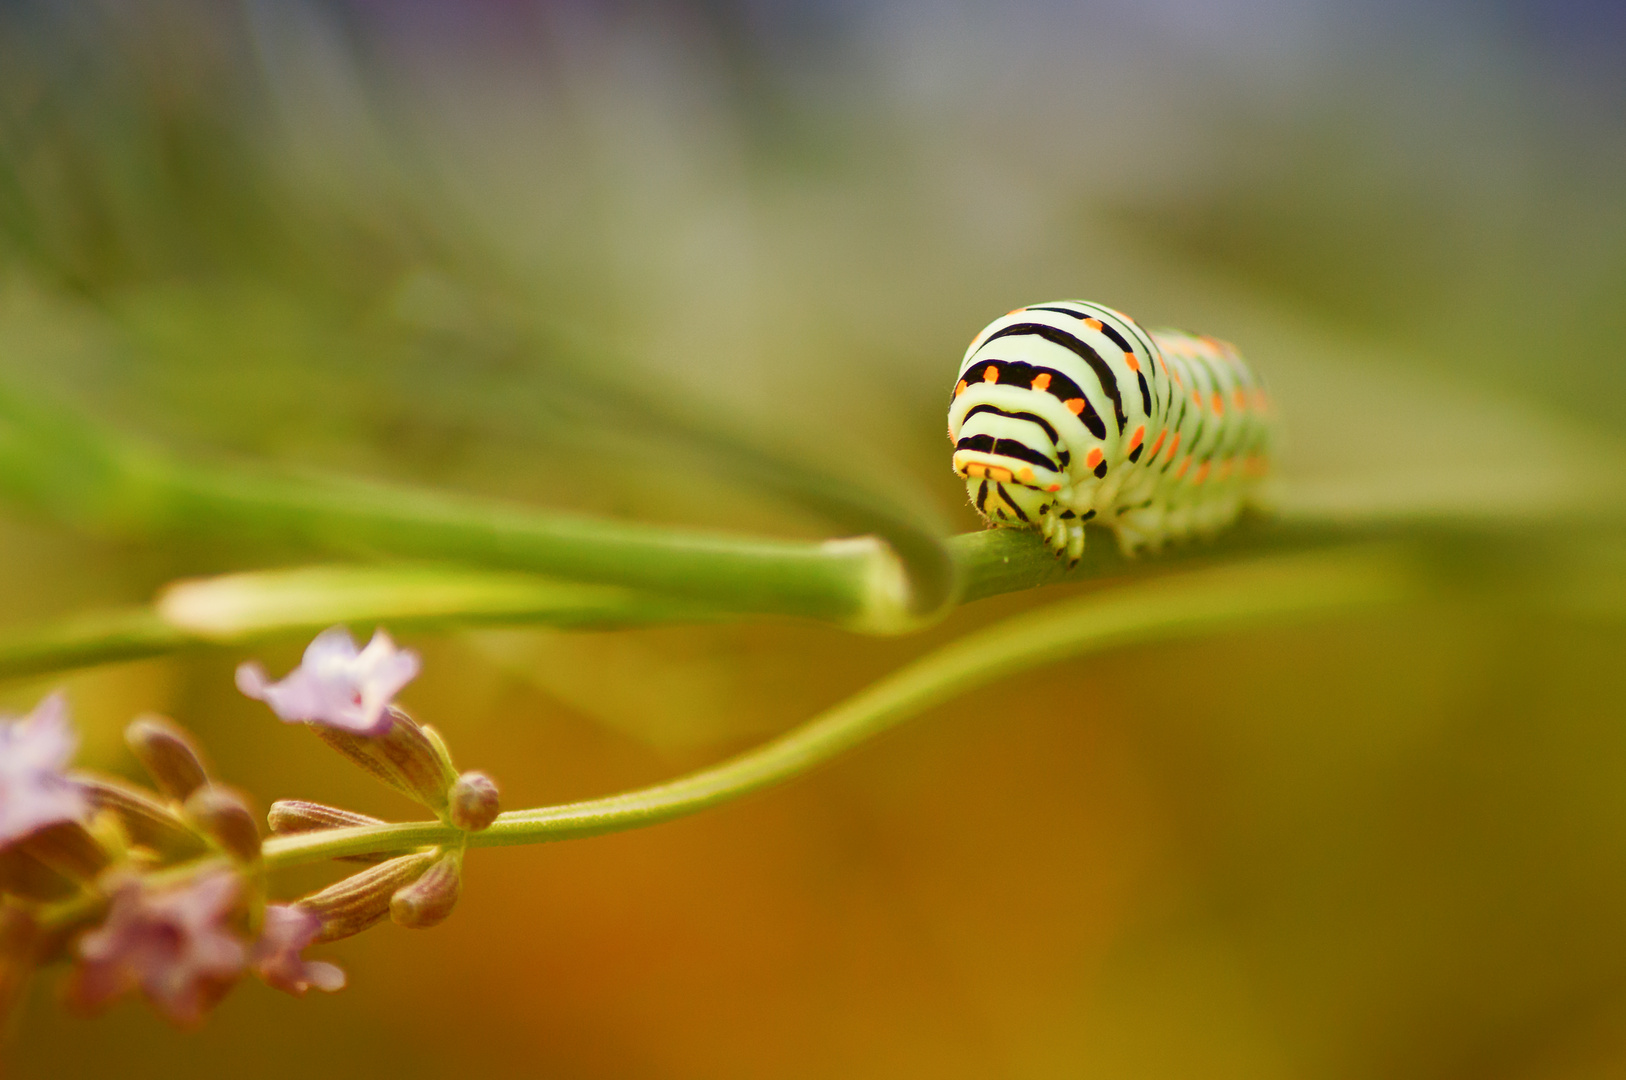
[948,300,1273,564]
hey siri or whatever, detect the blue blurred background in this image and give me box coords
[4,2,1626,1077]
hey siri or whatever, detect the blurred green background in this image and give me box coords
[5,1,1626,1076]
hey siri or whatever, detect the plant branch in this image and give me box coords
[262,543,1427,871]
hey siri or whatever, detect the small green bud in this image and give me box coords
[299,851,437,943]
[448,772,500,832]
[389,850,461,930]
[184,785,261,863]
[124,715,210,801]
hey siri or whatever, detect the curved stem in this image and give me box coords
[262,543,1427,872]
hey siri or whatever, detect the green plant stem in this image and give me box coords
[261,543,1426,871]
[0,386,943,630]
[2,514,1617,682]
[154,461,917,625]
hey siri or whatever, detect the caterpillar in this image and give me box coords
[948,299,1273,564]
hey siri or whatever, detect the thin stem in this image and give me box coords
[262,543,1427,871]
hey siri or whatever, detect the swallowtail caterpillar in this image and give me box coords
[949,300,1273,564]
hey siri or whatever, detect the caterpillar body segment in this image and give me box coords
[948,300,1273,564]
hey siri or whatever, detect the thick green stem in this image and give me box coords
[154,462,914,627]
[0,384,946,630]
[262,544,1426,872]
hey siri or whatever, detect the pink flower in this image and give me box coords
[0,693,88,848]
[236,627,420,736]
[68,871,248,1027]
[252,905,345,996]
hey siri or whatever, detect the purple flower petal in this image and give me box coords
[252,905,346,995]
[0,693,89,848]
[236,627,420,735]
[69,870,249,1027]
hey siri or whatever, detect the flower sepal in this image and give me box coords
[308,707,458,813]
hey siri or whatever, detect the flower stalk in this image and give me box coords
[261,543,1428,870]
[8,541,1429,1029]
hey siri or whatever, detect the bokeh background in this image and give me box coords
[4,1,1626,1077]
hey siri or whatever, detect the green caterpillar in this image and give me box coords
[948,300,1274,564]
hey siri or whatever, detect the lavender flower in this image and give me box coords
[252,905,345,996]
[68,871,247,1027]
[0,693,88,848]
[236,627,420,736]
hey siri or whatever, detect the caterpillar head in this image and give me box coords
[951,406,1069,525]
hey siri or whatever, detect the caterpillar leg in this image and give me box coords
[1113,503,1168,557]
[1038,504,1087,566]
[1063,518,1086,566]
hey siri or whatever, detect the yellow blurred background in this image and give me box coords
[4,1,1626,1076]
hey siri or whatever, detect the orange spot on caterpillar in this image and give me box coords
[1084,317,1103,330]
[1006,308,1025,316]
[1211,392,1224,415]
[1065,398,1086,415]
[1192,391,1203,409]
[1164,432,1181,462]
[982,366,999,384]
[1123,351,1140,373]
[1175,455,1192,478]
[1048,484,1061,492]
[1233,389,1247,410]
[955,380,967,397]
[1127,425,1145,452]
[1148,429,1167,457]
[965,462,986,478]
[1017,466,1035,484]
[1031,372,1052,391]
[1192,461,1211,485]
[1086,447,1104,469]
[988,466,1013,482]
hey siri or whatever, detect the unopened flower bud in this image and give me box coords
[309,707,457,812]
[389,850,461,930]
[16,820,109,882]
[79,778,209,861]
[0,905,41,1029]
[298,851,437,943]
[267,800,384,835]
[124,715,209,801]
[267,800,390,864]
[184,786,260,863]
[448,771,500,832]
[0,847,77,902]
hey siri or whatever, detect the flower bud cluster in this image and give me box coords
[241,630,503,949]
[0,694,342,1028]
[0,625,502,1031]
